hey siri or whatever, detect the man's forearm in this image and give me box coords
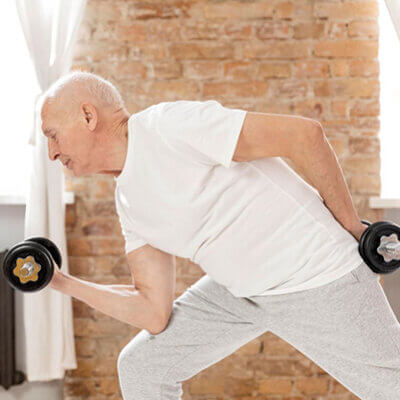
[51,272,162,334]
[292,125,361,233]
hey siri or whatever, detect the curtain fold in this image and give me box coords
[15,0,87,381]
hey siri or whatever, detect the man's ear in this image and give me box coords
[80,102,98,131]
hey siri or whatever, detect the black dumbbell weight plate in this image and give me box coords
[360,221,400,274]
[26,237,62,268]
[2,241,54,292]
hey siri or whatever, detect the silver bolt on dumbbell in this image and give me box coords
[377,234,400,263]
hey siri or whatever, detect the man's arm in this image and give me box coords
[291,125,364,237]
[50,273,164,335]
[233,112,364,237]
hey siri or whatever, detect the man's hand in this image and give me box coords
[48,264,64,290]
[348,221,369,242]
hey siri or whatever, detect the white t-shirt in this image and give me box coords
[114,100,364,297]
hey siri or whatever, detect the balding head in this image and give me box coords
[40,71,130,178]
[42,70,125,121]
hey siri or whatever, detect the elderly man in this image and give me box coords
[41,71,400,399]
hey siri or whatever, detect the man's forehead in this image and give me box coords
[41,100,51,119]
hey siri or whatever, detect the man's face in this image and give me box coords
[41,101,93,177]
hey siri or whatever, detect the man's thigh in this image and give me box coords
[118,274,268,399]
[259,262,400,400]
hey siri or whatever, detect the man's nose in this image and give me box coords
[48,142,59,161]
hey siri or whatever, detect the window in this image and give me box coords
[0,1,40,197]
[379,0,400,198]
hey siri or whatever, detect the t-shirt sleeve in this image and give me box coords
[120,221,147,254]
[155,100,247,168]
[115,192,147,254]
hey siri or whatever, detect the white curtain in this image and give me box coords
[384,0,400,41]
[15,0,87,381]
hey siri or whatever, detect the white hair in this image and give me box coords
[42,70,125,113]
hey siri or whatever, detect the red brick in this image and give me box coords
[69,257,95,276]
[84,1,123,24]
[328,21,348,39]
[349,59,379,77]
[348,20,379,38]
[331,100,348,117]
[89,238,125,256]
[75,338,96,357]
[258,62,291,79]
[314,40,378,58]
[314,80,334,97]
[189,1,274,19]
[333,78,379,98]
[350,117,380,130]
[189,376,223,394]
[224,377,254,396]
[342,156,380,174]
[224,61,257,81]
[152,61,182,80]
[224,22,253,39]
[98,377,120,395]
[128,2,182,19]
[294,60,329,78]
[331,59,349,77]
[255,21,291,39]
[241,41,310,59]
[350,100,380,117]
[292,0,314,19]
[115,23,147,42]
[65,204,77,229]
[255,101,292,114]
[68,238,92,256]
[203,81,269,99]
[85,200,117,217]
[64,380,96,397]
[73,300,95,318]
[169,42,234,59]
[314,2,379,19]
[294,22,325,39]
[295,377,329,395]
[148,80,200,99]
[182,20,221,40]
[349,136,380,154]
[271,79,308,99]
[251,358,314,378]
[183,61,220,80]
[349,173,381,194]
[259,378,292,394]
[275,2,294,19]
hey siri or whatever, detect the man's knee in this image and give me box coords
[117,331,161,379]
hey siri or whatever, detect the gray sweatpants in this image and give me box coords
[117,261,400,399]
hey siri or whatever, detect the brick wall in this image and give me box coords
[64,0,382,398]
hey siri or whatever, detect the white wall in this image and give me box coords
[0,204,62,400]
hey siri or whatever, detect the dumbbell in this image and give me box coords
[2,237,62,292]
[358,220,400,274]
